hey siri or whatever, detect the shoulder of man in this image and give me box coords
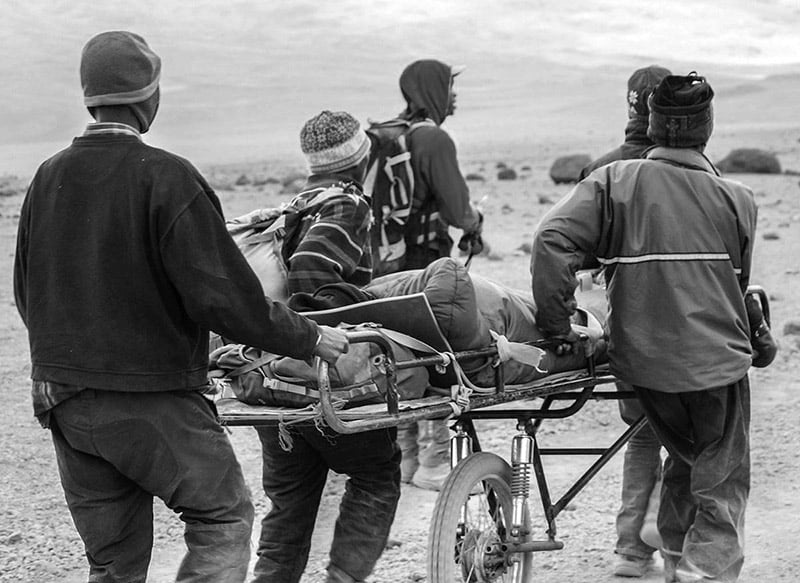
[406,122,454,156]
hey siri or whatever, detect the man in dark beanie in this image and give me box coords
[531,72,776,582]
[250,110,400,583]
[580,64,672,179]
[14,31,349,583]
[579,64,672,578]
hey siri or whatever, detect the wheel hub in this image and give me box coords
[458,528,508,582]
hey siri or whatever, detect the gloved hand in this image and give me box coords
[458,230,484,255]
[548,329,583,356]
[458,210,484,255]
[745,294,778,368]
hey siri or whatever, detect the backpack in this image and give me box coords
[226,187,352,302]
[207,323,430,408]
[364,118,434,276]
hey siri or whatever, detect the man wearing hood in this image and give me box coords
[395,58,484,267]
[374,59,484,491]
[580,65,671,578]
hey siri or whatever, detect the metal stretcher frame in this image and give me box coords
[216,328,640,583]
[214,286,771,582]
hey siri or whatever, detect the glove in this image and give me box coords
[458,210,484,255]
[548,329,582,356]
[458,230,484,255]
[745,294,778,368]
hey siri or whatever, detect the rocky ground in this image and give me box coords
[1,142,799,582]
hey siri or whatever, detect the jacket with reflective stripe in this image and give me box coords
[531,147,757,392]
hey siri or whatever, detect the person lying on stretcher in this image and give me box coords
[208,257,608,407]
[210,256,774,409]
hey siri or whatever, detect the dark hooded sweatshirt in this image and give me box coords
[578,116,655,180]
[393,60,481,262]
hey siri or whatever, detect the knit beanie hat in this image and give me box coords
[627,65,671,118]
[647,72,715,148]
[300,110,370,174]
[80,31,161,132]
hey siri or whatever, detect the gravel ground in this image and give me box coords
[2,166,799,582]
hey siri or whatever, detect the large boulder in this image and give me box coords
[717,149,782,174]
[549,154,592,184]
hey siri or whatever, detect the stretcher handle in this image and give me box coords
[315,329,401,434]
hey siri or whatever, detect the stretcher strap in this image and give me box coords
[490,330,548,373]
[276,399,347,452]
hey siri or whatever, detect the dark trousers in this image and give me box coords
[252,423,401,583]
[50,389,254,583]
[634,377,750,582]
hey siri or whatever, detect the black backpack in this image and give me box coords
[364,118,434,276]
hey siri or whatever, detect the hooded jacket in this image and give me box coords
[394,60,481,259]
[578,116,655,180]
[531,147,757,392]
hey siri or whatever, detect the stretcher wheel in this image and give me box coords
[427,452,533,582]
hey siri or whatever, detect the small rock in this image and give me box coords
[549,154,592,184]
[465,173,486,182]
[762,232,780,240]
[498,167,517,180]
[518,242,532,254]
[3,532,23,544]
[234,174,250,186]
[501,203,515,214]
[538,194,554,205]
[717,148,782,174]
[782,320,800,336]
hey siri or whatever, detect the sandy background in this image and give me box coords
[1,2,799,582]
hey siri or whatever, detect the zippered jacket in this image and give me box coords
[531,147,757,392]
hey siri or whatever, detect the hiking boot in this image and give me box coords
[613,554,653,578]
[411,463,452,491]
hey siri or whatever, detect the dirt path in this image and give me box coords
[2,165,799,582]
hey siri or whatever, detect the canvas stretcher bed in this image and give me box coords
[214,292,617,432]
[215,292,639,583]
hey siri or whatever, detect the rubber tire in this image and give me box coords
[427,452,533,582]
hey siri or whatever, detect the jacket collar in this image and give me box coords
[645,146,720,176]
[304,175,364,194]
[83,122,142,139]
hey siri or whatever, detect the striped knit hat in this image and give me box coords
[300,110,370,174]
[81,31,161,107]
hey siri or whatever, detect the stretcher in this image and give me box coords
[215,291,639,583]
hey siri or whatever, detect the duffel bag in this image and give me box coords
[208,324,430,408]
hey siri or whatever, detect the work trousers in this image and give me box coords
[616,391,663,560]
[50,389,254,583]
[252,423,401,583]
[634,376,750,582]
